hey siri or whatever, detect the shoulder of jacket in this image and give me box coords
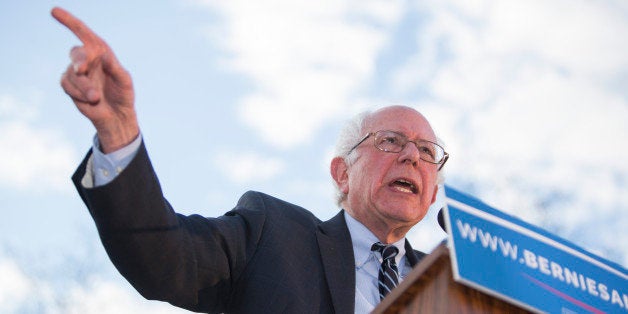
[237,190,322,223]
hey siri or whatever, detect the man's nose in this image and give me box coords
[397,142,421,166]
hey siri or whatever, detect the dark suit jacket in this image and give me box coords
[72,142,426,313]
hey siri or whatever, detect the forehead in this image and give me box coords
[366,107,436,141]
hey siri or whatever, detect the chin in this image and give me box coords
[382,205,425,224]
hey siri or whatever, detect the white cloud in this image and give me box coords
[0,94,78,192]
[484,0,628,75]
[213,151,285,184]
[0,94,38,121]
[188,0,628,263]
[0,258,32,313]
[0,254,188,314]
[64,277,189,314]
[196,0,404,148]
[396,0,628,102]
[390,0,628,263]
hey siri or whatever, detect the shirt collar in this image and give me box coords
[344,211,406,267]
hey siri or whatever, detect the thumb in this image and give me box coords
[70,46,88,73]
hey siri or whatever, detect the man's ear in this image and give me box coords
[431,184,439,205]
[330,157,349,194]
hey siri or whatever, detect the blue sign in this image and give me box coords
[443,186,628,314]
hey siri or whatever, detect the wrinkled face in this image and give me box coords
[338,107,440,233]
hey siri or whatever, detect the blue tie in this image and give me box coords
[371,242,400,300]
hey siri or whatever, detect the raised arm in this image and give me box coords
[52,7,139,153]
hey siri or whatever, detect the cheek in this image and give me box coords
[422,166,439,184]
[346,168,364,196]
[350,168,379,200]
[423,173,439,198]
[350,156,391,196]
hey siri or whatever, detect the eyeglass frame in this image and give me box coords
[348,130,449,171]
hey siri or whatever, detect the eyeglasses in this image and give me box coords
[348,130,449,170]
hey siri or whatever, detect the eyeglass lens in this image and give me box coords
[374,131,443,163]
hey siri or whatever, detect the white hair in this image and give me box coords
[331,109,446,207]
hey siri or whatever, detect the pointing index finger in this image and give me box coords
[51,7,103,48]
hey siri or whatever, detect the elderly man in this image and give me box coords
[53,7,448,314]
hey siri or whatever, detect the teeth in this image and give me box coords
[392,179,416,193]
[393,185,414,193]
[398,180,414,187]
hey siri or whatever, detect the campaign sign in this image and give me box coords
[443,186,628,314]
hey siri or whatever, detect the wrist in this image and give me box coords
[96,120,140,154]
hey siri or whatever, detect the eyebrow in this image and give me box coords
[385,130,436,142]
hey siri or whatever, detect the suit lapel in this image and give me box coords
[316,211,355,314]
[404,239,426,267]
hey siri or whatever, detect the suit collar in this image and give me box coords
[315,211,426,313]
[404,239,426,266]
[316,210,355,314]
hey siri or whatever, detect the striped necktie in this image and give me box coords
[371,242,400,300]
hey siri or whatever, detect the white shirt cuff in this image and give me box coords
[83,134,142,187]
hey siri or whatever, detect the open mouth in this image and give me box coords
[389,179,418,194]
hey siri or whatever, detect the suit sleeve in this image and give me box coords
[72,142,265,313]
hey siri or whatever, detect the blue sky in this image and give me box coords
[1,0,627,312]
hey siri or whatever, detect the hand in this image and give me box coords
[52,7,139,153]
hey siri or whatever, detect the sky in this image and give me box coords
[1,0,627,312]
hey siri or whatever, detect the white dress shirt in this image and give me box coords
[344,212,410,313]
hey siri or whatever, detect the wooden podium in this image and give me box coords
[372,243,535,313]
